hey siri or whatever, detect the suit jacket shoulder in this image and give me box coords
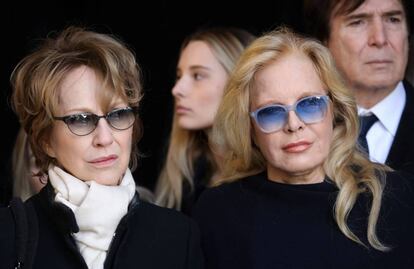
[386,80,414,174]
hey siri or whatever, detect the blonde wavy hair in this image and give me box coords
[212,27,389,251]
[155,27,256,210]
[11,26,143,175]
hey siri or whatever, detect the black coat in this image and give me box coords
[386,80,414,173]
[0,184,204,269]
[193,171,414,269]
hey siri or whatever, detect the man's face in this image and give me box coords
[328,0,409,95]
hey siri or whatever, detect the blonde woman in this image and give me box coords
[155,27,255,214]
[193,28,414,268]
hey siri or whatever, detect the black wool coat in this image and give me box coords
[0,184,204,269]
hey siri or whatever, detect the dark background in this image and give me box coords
[1,1,412,203]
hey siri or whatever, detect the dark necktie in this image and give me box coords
[358,114,378,155]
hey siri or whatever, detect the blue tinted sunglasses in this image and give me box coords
[250,95,330,133]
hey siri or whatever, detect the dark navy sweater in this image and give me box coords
[193,171,414,269]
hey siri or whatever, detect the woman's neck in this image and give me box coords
[267,166,325,185]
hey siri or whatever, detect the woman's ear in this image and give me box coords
[323,37,329,47]
[43,141,56,158]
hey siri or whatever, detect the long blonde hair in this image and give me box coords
[213,27,389,251]
[155,27,256,209]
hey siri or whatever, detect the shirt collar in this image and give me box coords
[357,81,406,136]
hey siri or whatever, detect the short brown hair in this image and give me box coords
[11,26,143,174]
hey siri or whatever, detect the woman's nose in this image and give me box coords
[172,76,191,98]
[284,110,305,133]
[92,119,114,147]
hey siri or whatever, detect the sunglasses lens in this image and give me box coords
[256,106,286,133]
[66,114,97,136]
[296,96,328,124]
[107,108,135,130]
[251,95,329,134]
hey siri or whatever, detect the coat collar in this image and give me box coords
[36,183,141,235]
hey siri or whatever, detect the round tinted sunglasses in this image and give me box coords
[250,95,330,134]
[54,107,136,136]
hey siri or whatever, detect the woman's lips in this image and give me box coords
[282,141,311,153]
[365,59,392,68]
[89,155,118,167]
[176,105,191,114]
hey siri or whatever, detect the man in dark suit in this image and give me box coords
[304,0,414,173]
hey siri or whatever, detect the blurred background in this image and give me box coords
[1,0,412,203]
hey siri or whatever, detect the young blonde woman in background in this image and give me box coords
[155,27,255,214]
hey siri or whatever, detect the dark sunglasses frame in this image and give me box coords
[250,95,330,134]
[54,107,136,136]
